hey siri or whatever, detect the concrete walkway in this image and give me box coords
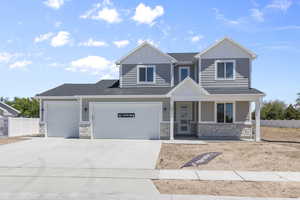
[1,168,299,182]
[0,193,298,200]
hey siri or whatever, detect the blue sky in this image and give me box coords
[0,0,299,104]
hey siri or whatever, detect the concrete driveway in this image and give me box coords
[0,137,161,169]
[0,138,162,197]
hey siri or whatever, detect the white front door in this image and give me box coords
[176,102,193,134]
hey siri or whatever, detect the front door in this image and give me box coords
[176,102,193,135]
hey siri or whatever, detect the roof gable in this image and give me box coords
[116,42,177,65]
[0,102,20,116]
[195,37,257,59]
[167,77,209,100]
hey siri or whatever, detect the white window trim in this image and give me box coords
[179,66,190,82]
[137,65,156,84]
[215,60,236,80]
[214,101,235,124]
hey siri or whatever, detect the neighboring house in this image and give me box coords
[36,37,265,141]
[0,102,20,118]
[0,102,20,136]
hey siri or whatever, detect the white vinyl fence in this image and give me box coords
[261,120,300,128]
[7,117,39,137]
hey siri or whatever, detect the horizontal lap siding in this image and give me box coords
[200,58,250,88]
[236,101,250,122]
[122,64,171,87]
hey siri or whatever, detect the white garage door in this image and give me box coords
[91,102,162,139]
[45,101,79,138]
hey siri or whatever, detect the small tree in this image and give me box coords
[284,104,300,120]
[261,100,286,120]
[5,97,39,118]
[296,92,300,110]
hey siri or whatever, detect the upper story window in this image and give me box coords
[137,65,155,84]
[179,66,190,82]
[215,60,235,80]
[216,103,234,123]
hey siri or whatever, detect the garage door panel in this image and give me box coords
[92,102,161,139]
[46,101,79,138]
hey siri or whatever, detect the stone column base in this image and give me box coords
[39,122,47,137]
[160,122,170,140]
[197,123,254,140]
[79,122,91,139]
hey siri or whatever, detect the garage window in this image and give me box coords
[137,65,155,84]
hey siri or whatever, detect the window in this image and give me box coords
[216,60,235,80]
[137,65,155,83]
[179,67,190,81]
[217,103,233,123]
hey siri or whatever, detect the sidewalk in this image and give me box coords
[0,167,299,182]
[0,193,299,200]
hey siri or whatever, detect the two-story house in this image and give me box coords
[37,37,265,141]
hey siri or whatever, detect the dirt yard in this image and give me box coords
[153,180,300,198]
[0,137,28,145]
[156,127,300,171]
[261,126,300,142]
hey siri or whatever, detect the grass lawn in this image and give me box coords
[0,137,28,145]
[156,127,300,171]
[153,180,300,198]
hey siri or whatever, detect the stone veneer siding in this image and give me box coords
[160,122,170,139]
[79,122,91,139]
[39,122,47,136]
[197,123,253,139]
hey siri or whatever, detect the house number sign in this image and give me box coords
[117,113,135,118]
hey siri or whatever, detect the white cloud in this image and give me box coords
[0,52,15,63]
[132,3,164,25]
[250,8,264,22]
[44,0,64,10]
[9,60,32,69]
[113,40,130,48]
[267,0,292,12]
[79,39,108,47]
[34,32,54,43]
[94,7,122,23]
[67,56,118,77]
[51,31,71,47]
[137,39,159,47]
[275,25,300,30]
[191,35,204,43]
[54,21,62,27]
[80,1,122,23]
[213,8,243,25]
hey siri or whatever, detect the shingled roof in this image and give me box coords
[37,79,264,97]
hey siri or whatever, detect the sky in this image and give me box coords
[0,0,299,104]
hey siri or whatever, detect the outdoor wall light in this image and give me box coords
[84,107,88,112]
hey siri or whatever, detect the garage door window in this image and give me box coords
[137,65,155,84]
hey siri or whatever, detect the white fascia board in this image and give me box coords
[194,37,257,59]
[115,41,177,64]
[75,95,167,99]
[36,96,79,100]
[167,77,209,97]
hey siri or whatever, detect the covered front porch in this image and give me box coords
[165,78,264,141]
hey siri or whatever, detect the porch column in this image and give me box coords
[255,98,262,142]
[170,97,174,140]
